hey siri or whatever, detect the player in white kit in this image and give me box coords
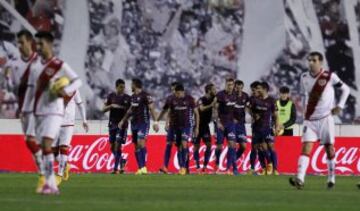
[27,31,82,195]
[6,30,46,193]
[289,51,350,189]
[53,90,88,184]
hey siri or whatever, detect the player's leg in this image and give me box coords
[321,115,336,188]
[202,126,212,172]
[136,123,149,174]
[193,129,202,170]
[215,126,224,172]
[113,128,125,174]
[108,127,118,173]
[57,126,73,180]
[267,142,278,175]
[179,128,191,175]
[132,127,142,174]
[248,141,258,174]
[225,124,237,175]
[160,129,174,174]
[235,123,247,160]
[118,128,128,173]
[36,115,63,194]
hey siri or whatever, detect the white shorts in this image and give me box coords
[302,115,335,145]
[35,115,63,140]
[21,113,36,138]
[53,126,74,147]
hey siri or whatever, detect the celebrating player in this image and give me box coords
[193,83,216,173]
[28,31,82,194]
[155,84,199,175]
[214,78,237,175]
[233,80,249,162]
[53,90,88,184]
[289,51,350,189]
[102,79,131,174]
[119,78,158,175]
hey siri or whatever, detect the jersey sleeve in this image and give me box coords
[163,96,171,110]
[331,73,350,109]
[61,62,82,95]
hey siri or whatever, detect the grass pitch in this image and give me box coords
[0,173,359,211]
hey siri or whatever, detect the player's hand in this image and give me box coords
[331,106,342,115]
[153,122,159,132]
[83,122,89,133]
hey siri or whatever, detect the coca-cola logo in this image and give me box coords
[311,146,360,173]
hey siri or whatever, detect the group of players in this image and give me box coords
[3,27,354,195]
[4,29,88,195]
[104,77,283,176]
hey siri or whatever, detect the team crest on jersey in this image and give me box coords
[45,68,55,76]
[318,79,327,86]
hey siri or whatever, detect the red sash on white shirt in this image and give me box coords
[305,71,332,120]
[33,58,63,112]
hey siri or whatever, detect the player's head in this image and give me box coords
[279,86,290,101]
[250,81,261,97]
[115,79,125,94]
[35,31,54,57]
[131,78,142,92]
[259,81,269,96]
[170,82,179,94]
[174,83,185,98]
[234,80,244,94]
[205,83,216,97]
[308,51,323,73]
[16,30,33,56]
[225,78,235,93]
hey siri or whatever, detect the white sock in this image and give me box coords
[296,155,310,183]
[34,150,45,175]
[58,154,68,177]
[327,159,335,184]
[44,153,56,188]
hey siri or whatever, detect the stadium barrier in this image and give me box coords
[0,120,359,175]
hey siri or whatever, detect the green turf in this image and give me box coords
[0,173,359,211]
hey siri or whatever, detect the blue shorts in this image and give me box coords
[109,126,128,144]
[131,123,149,144]
[216,122,236,145]
[167,127,192,146]
[235,123,247,143]
[252,128,274,144]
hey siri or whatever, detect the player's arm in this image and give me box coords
[331,74,350,115]
[198,99,215,112]
[75,91,89,132]
[282,103,297,129]
[194,107,200,137]
[212,97,224,130]
[59,63,82,96]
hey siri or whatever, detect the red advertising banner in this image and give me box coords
[0,135,360,175]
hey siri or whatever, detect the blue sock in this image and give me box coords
[164,144,172,168]
[231,148,237,171]
[177,149,183,168]
[270,149,278,170]
[182,148,189,170]
[215,148,221,166]
[194,148,200,169]
[236,147,245,159]
[142,147,147,167]
[250,149,257,170]
[258,150,266,169]
[204,146,211,168]
[135,149,142,168]
[226,148,233,170]
[114,149,121,171]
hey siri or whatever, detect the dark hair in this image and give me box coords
[260,81,270,91]
[235,80,244,86]
[115,79,125,87]
[132,78,142,88]
[250,81,261,89]
[205,83,214,93]
[308,51,323,61]
[170,82,179,88]
[17,30,33,40]
[35,31,54,43]
[175,84,184,91]
[226,78,235,83]
[279,86,290,94]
